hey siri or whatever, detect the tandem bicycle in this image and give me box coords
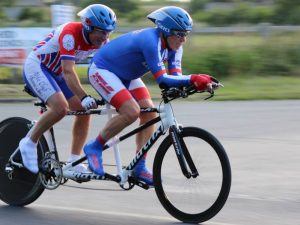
[0,85,231,224]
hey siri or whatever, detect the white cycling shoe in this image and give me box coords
[66,154,92,173]
[19,137,38,174]
[66,162,91,173]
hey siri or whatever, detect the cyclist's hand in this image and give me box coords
[190,74,221,93]
[190,74,213,91]
[81,95,97,110]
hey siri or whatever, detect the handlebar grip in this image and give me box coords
[159,83,168,90]
[34,101,46,107]
[96,99,106,106]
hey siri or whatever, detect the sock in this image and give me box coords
[97,134,106,146]
[67,154,81,162]
[27,137,37,147]
[19,137,38,173]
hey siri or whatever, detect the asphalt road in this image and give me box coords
[0,100,299,225]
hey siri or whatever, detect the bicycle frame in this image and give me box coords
[6,100,181,187]
[61,101,181,187]
[6,86,206,189]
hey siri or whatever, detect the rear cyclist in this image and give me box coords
[19,4,117,174]
[83,6,220,185]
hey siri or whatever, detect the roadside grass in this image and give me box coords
[0,33,299,101]
[0,76,299,101]
[215,75,300,100]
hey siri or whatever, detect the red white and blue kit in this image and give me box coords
[89,28,191,109]
[23,22,101,102]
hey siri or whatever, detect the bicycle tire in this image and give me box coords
[0,117,49,206]
[153,127,231,223]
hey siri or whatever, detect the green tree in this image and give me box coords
[79,0,138,15]
[273,0,300,24]
[245,6,274,24]
[18,7,49,24]
[189,0,209,13]
[0,0,17,7]
[0,8,5,22]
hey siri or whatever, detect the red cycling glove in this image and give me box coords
[190,74,213,91]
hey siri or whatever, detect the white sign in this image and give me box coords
[51,5,75,28]
[0,27,52,64]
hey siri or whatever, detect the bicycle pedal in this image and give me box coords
[72,177,90,183]
[134,179,152,190]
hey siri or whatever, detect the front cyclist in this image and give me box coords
[19,4,117,174]
[84,6,219,185]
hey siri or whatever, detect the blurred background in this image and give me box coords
[0,0,300,100]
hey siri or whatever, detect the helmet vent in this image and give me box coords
[98,16,104,24]
[185,14,191,25]
[175,17,183,27]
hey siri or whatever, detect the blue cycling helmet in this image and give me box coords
[147,6,193,37]
[77,4,116,32]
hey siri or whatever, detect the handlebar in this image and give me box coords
[33,83,222,109]
[34,98,106,109]
[160,83,222,102]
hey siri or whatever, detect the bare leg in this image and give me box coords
[132,98,157,185]
[68,96,91,156]
[83,99,140,175]
[101,99,140,140]
[135,99,157,153]
[30,92,68,142]
[20,92,68,173]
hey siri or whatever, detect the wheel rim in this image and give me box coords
[0,118,45,205]
[154,128,231,223]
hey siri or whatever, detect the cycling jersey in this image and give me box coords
[32,22,100,75]
[92,28,191,87]
[24,22,101,102]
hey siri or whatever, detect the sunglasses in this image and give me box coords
[93,28,112,36]
[171,30,190,38]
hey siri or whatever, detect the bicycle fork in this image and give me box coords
[160,103,199,179]
[169,125,199,178]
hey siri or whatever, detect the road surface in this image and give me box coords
[0,100,299,225]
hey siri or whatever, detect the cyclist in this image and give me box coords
[19,4,117,174]
[84,6,219,185]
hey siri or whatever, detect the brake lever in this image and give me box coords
[204,92,214,100]
[216,82,224,88]
[206,81,224,94]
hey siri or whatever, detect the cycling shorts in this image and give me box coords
[88,63,151,109]
[23,52,74,103]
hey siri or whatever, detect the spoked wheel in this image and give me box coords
[0,117,49,206]
[153,127,231,223]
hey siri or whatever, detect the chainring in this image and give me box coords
[39,157,62,190]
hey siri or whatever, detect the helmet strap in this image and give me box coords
[160,32,170,50]
[83,28,92,45]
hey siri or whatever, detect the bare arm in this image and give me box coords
[61,60,87,100]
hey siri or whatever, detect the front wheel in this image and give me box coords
[0,117,49,206]
[153,127,231,223]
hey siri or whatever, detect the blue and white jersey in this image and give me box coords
[92,28,190,87]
